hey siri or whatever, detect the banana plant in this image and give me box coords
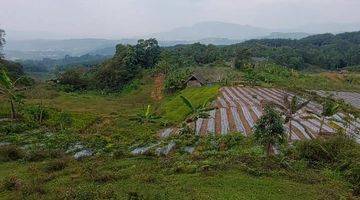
[268,94,311,141]
[305,97,340,134]
[180,95,215,123]
[319,98,340,134]
[132,105,160,123]
[0,70,23,119]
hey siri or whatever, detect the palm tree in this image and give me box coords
[0,70,23,119]
[180,95,215,123]
[270,94,310,141]
[254,105,285,156]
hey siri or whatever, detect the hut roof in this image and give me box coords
[185,73,207,85]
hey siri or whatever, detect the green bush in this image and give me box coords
[0,122,30,135]
[22,104,50,124]
[1,175,22,191]
[0,145,24,161]
[293,135,360,196]
[294,135,360,167]
[43,159,68,173]
[345,162,360,195]
[25,149,49,162]
[164,68,193,93]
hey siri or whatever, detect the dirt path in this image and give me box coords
[151,74,165,101]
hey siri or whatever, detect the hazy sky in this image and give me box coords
[1,0,360,39]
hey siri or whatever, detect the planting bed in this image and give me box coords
[315,90,360,109]
[161,87,360,142]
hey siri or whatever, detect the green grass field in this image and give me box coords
[1,69,359,199]
[0,157,349,200]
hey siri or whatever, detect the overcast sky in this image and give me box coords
[1,0,360,39]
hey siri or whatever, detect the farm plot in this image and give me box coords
[315,90,360,109]
[160,87,360,142]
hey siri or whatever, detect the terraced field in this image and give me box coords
[161,87,360,142]
[315,90,360,109]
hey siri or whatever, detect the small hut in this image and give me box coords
[185,73,206,87]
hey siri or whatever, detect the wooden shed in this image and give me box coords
[185,73,207,87]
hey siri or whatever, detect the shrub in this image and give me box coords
[0,122,30,135]
[164,68,193,93]
[0,145,24,161]
[1,175,22,191]
[22,104,50,124]
[53,111,73,130]
[127,191,145,200]
[293,135,360,196]
[25,149,48,162]
[345,162,360,195]
[43,159,68,173]
[294,135,360,167]
[57,68,89,92]
[20,180,46,196]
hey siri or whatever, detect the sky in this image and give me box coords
[1,0,360,39]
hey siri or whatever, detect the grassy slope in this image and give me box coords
[0,158,348,200]
[0,74,356,199]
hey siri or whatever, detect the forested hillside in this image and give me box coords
[55,31,360,93]
[231,31,360,69]
[165,31,360,70]
[20,54,110,73]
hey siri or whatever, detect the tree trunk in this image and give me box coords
[288,120,292,141]
[10,99,16,119]
[319,117,325,134]
[39,101,43,124]
[266,143,273,157]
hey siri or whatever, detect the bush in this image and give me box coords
[22,104,50,124]
[127,191,145,200]
[1,176,22,191]
[25,149,48,162]
[20,180,46,196]
[164,68,193,93]
[294,135,360,167]
[57,68,89,92]
[0,145,24,161]
[293,135,360,196]
[0,122,30,135]
[43,159,68,173]
[345,162,360,196]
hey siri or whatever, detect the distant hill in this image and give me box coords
[9,21,359,60]
[261,32,311,40]
[149,21,271,41]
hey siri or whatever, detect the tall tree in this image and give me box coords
[135,38,161,68]
[0,29,5,59]
[254,105,285,156]
[233,48,251,69]
[271,95,311,141]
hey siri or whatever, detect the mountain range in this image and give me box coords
[3,21,360,60]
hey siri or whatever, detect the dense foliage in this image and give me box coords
[253,105,285,156]
[56,32,360,92]
[0,59,25,80]
[57,39,161,92]
[19,54,109,73]
[164,31,360,70]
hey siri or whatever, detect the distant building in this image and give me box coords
[185,73,207,87]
